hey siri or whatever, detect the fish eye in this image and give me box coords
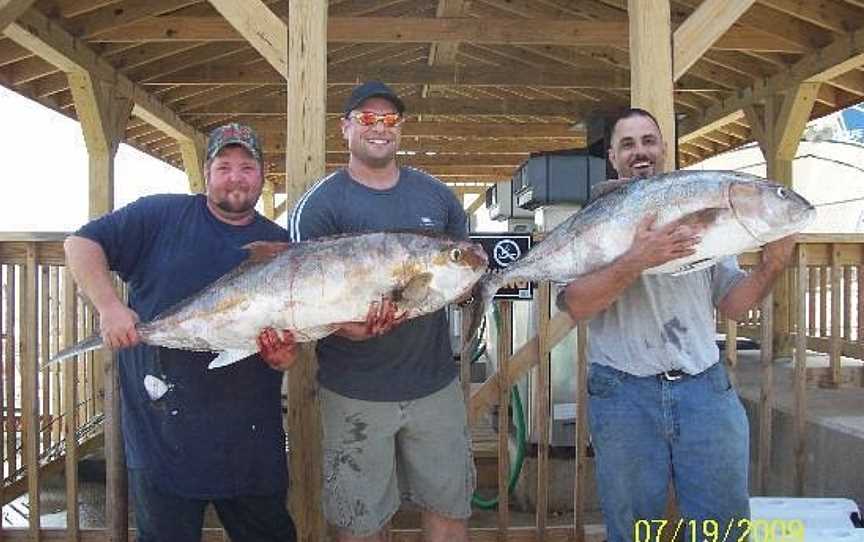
[449,248,462,262]
[776,187,787,199]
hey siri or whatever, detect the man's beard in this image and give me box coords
[216,197,255,214]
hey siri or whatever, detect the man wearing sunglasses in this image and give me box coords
[289,81,473,542]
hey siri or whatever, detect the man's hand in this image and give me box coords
[98,303,141,350]
[336,298,406,341]
[243,241,291,263]
[620,213,703,271]
[761,235,796,272]
[257,328,299,371]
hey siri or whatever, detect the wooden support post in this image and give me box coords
[40,266,50,452]
[67,72,133,218]
[496,301,513,539]
[51,268,62,442]
[286,2,327,540]
[179,137,206,194]
[628,0,676,153]
[829,245,842,386]
[757,291,774,495]
[5,266,17,482]
[858,264,863,345]
[68,70,131,542]
[21,243,40,541]
[725,317,738,386]
[793,245,809,495]
[534,283,551,540]
[62,268,80,539]
[573,322,589,542]
[0,265,6,517]
[261,180,276,220]
[0,0,36,33]
[744,83,820,360]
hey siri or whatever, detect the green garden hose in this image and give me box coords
[470,304,528,510]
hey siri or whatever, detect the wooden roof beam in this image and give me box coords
[672,0,756,80]
[755,0,863,34]
[424,0,467,98]
[0,0,36,32]
[261,137,582,155]
[206,0,286,74]
[90,16,806,53]
[145,63,638,90]
[680,24,864,143]
[185,94,618,117]
[212,118,583,138]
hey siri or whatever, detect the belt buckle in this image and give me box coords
[660,370,683,382]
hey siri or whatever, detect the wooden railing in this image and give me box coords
[0,233,861,541]
[0,233,107,539]
[729,234,864,380]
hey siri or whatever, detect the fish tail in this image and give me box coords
[42,334,104,368]
[464,273,505,347]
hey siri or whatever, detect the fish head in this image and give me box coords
[728,177,815,244]
[394,236,488,313]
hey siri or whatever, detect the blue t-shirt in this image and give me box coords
[77,194,290,499]
[289,167,467,401]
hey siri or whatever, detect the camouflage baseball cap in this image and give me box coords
[206,123,263,162]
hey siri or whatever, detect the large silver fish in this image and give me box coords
[51,232,488,369]
[466,170,815,341]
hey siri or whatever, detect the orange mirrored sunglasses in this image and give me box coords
[349,111,404,128]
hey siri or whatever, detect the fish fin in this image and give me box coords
[589,179,630,202]
[464,273,506,346]
[42,333,105,369]
[207,349,257,370]
[395,273,433,304]
[669,257,716,276]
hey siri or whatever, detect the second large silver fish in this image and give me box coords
[467,170,815,340]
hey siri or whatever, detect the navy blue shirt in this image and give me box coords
[77,194,290,499]
[289,167,467,401]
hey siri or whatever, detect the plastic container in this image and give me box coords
[749,497,864,542]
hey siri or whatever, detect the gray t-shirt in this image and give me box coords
[289,167,468,401]
[588,257,745,376]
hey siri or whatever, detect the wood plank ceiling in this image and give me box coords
[3,0,864,191]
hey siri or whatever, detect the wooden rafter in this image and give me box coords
[672,0,756,80]
[206,0,286,73]
[183,93,622,117]
[88,16,806,54]
[0,0,37,32]
[680,22,864,142]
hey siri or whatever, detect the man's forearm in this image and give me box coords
[559,255,644,321]
[64,236,124,314]
[717,261,786,321]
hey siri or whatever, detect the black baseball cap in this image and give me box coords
[343,81,405,117]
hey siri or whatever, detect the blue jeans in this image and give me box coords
[129,469,297,542]
[587,362,750,542]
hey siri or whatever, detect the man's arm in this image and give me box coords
[716,237,796,321]
[64,235,141,349]
[559,215,703,321]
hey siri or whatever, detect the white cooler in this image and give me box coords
[750,497,864,542]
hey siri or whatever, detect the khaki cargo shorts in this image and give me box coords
[319,379,476,537]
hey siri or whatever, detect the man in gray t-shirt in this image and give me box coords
[558,108,796,542]
[289,81,473,542]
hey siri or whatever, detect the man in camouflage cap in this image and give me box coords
[64,122,298,541]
